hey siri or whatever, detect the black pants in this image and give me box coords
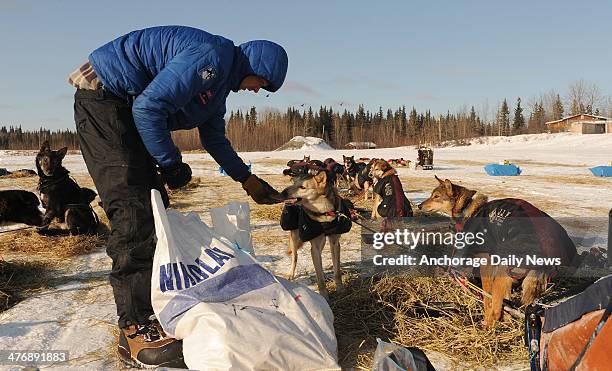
[74,88,169,328]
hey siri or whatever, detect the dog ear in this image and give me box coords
[313,170,327,185]
[57,147,68,159]
[443,179,454,197]
[435,175,444,185]
[40,140,50,153]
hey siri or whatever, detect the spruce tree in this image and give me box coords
[552,94,564,120]
[248,106,257,127]
[497,99,510,135]
[469,106,477,134]
[512,97,525,134]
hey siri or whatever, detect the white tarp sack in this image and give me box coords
[209,202,254,255]
[150,190,340,371]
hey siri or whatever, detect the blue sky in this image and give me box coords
[1,0,610,130]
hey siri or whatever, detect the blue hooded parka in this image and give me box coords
[88,26,288,181]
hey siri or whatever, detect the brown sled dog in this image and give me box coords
[368,159,413,222]
[419,176,577,329]
[280,169,352,299]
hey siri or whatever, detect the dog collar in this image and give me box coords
[37,172,71,193]
[453,213,465,232]
[302,207,338,218]
[301,197,347,220]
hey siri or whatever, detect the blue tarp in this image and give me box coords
[590,166,612,177]
[484,163,522,176]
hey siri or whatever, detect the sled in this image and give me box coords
[525,275,612,371]
[417,147,434,170]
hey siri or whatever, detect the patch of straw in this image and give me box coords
[251,204,283,222]
[0,259,52,312]
[168,176,205,197]
[330,274,527,369]
[1,171,37,179]
[0,230,107,258]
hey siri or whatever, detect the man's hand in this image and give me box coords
[241,174,282,204]
[161,161,192,190]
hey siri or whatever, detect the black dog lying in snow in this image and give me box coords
[36,141,99,235]
[0,190,44,226]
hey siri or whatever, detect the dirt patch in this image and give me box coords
[515,160,588,168]
[253,158,295,167]
[0,176,39,192]
[442,159,488,166]
[524,174,611,186]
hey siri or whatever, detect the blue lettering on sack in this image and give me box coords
[179,262,198,289]
[195,257,220,275]
[187,264,208,281]
[159,247,237,292]
[172,263,182,290]
[205,247,234,266]
[159,263,175,292]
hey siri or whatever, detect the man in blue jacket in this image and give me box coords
[69,26,288,368]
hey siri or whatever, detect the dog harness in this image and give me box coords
[344,161,366,178]
[458,198,578,271]
[36,167,99,231]
[37,168,73,195]
[372,173,413,218]
[356,162,373,188]
[280,199,352,242]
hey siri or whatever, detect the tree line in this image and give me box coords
[0,126,79,150]
[2,80,610,151]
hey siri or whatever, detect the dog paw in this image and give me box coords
[482,318,496,330]
[36,225,50,233]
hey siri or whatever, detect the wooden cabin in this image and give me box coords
[545,114,611,134]
[345,142,377,149]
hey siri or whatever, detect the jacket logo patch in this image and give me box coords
[199,66,216,81]
[199,90,214,105]
[384,183,393,196]
[488,207,511,225]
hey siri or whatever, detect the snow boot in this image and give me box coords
[117,319,186,369]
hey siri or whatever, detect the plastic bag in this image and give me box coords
[371,338,436,371]
[210,201,254,255]
[150,190,340,370]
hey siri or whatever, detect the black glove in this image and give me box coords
[241,174,282,204]
[161,161,192,190]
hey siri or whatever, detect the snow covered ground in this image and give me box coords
[0,132,610,370]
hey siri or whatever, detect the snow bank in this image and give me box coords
[440,132,612,151]
[274,136,334,151]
